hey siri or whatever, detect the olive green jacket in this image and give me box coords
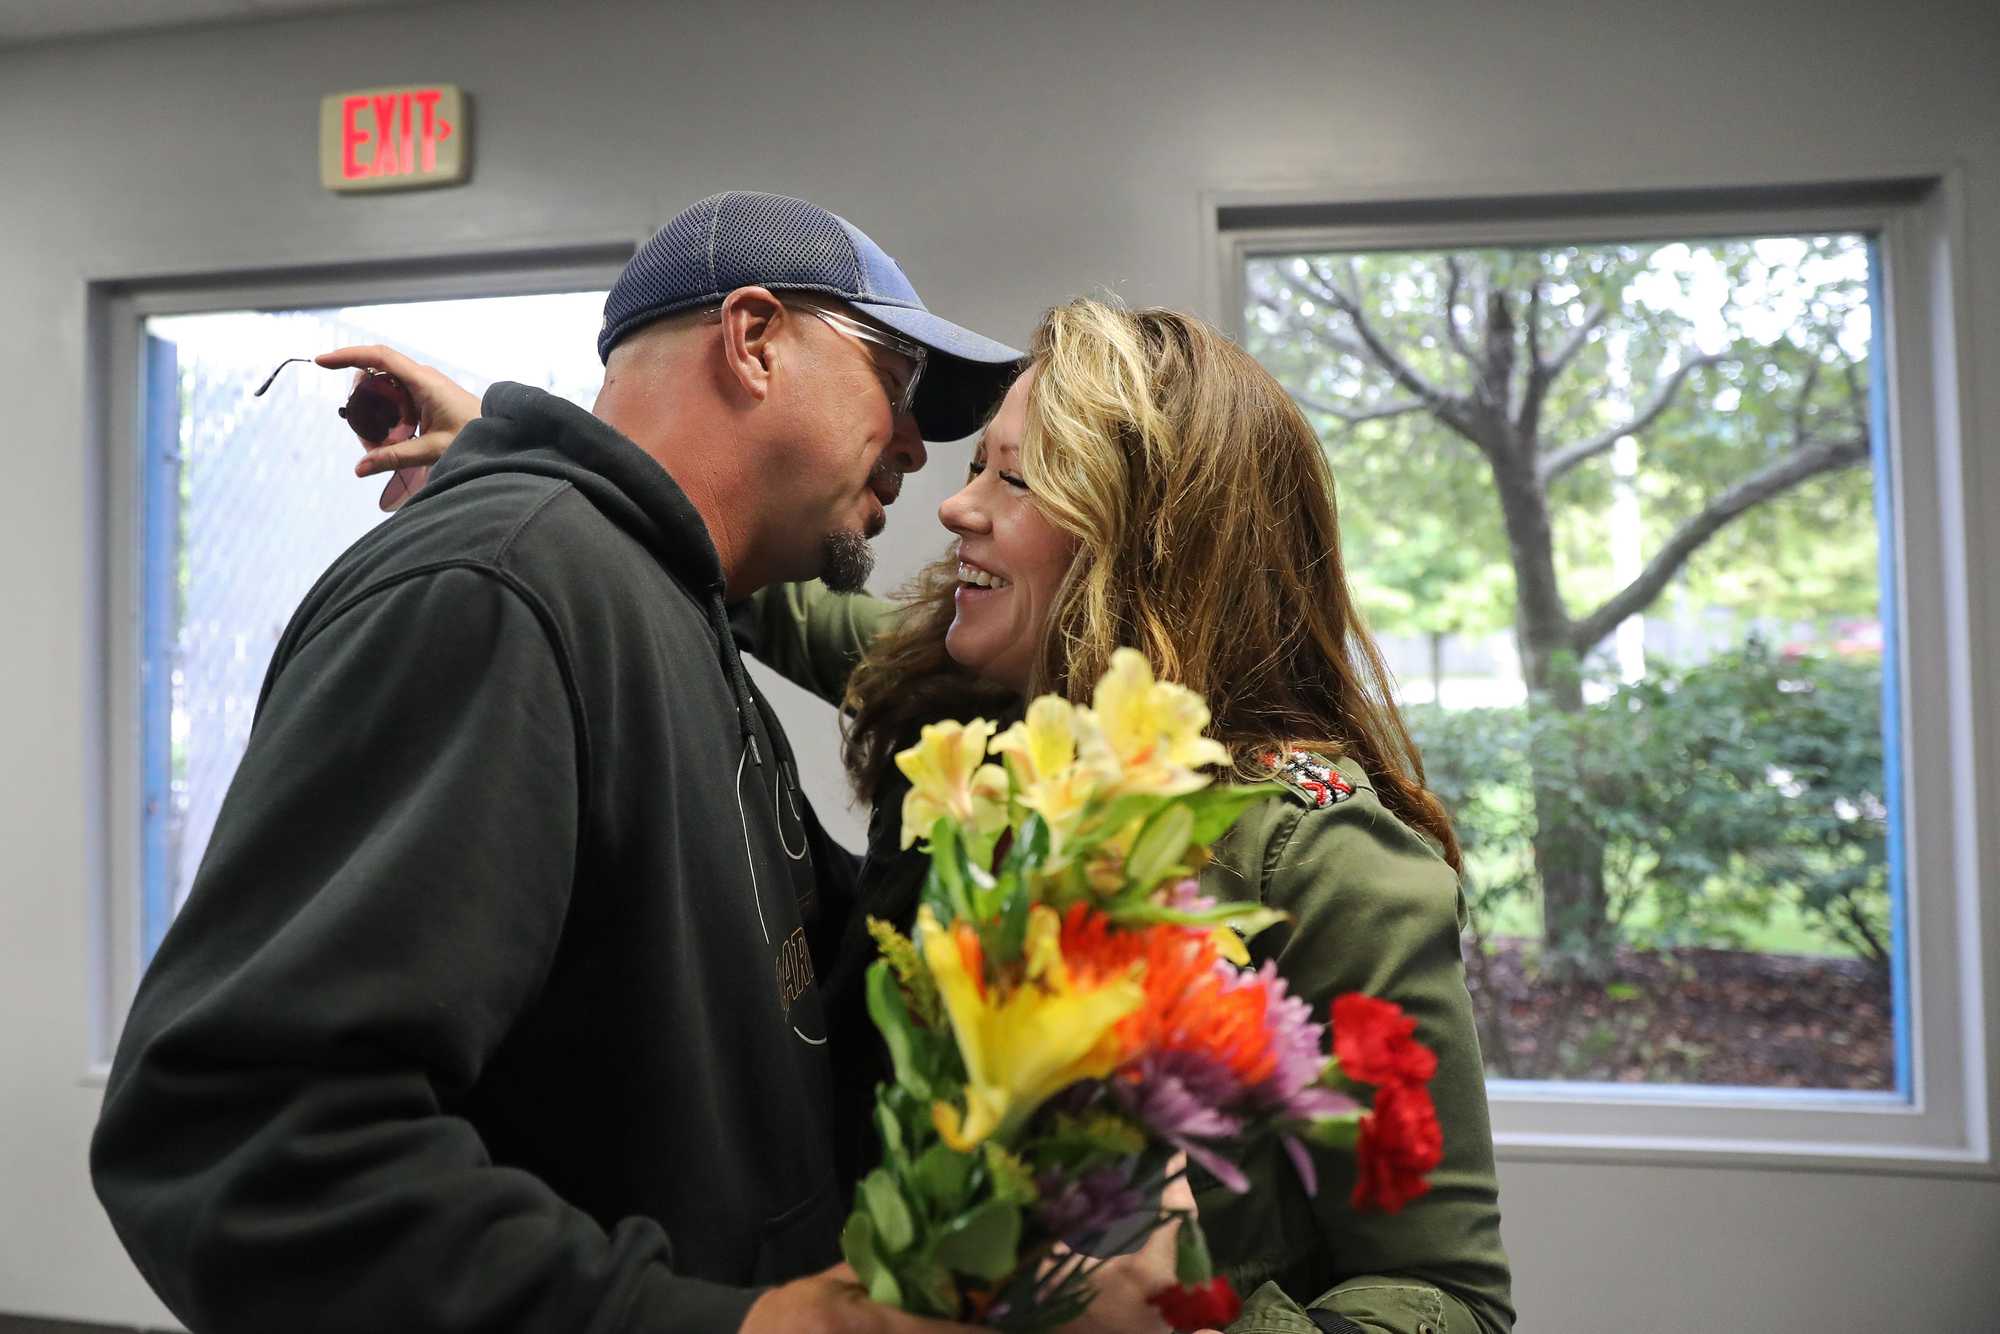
[742,582,1513,1334]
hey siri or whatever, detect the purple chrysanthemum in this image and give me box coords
[1234,960,1360,1122]
[1033,1162,1149,1247]
[1114,1049,1251,1191]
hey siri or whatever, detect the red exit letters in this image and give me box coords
[320,84,468,193]
[342,89,451,179]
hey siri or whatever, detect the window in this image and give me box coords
[136,295,607,963]
[1217,182,1990,1166]
[95,251,631,1059]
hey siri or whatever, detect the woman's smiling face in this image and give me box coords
[937,368,1077,694]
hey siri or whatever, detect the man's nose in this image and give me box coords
[888,414,928,475]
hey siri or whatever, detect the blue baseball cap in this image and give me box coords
[599,191,1024,441]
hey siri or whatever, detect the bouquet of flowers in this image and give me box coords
[846,650,1442,1331]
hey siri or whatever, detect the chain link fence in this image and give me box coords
[146,296,605,939]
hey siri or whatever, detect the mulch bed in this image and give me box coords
[1463,938,1895,1089]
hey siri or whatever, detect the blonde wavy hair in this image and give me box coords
[844,298,1461,872]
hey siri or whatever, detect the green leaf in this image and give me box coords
[988,881,1030,969]
[861,1168,916,1255]
[1183,782,1284,844]
[902,1259,960,1318]
[1006,812,1051,870]
[875,1090,905,1162]
[982,1142,1040,1206]
[866,960,933,1100]
[926,823,972,920]
[912,1142,976,1214]
[1301,1113,1361,1152]
[841,1211,902,1306]
[1106,898,1289,942]
[1173,1211,1215,1285]
[1125,804,1195,892]
[932,1200,1023,1282]
[867,916,940,1028]
[959,833,1002,917]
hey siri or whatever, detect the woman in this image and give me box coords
[331,300,1513,1334]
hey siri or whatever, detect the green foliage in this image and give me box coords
[1173,1210,1215,1285]
[1409,643,1891,966]
[868,916,942,1028]
[865,960,961,1102]
[930,1201,1024,1283]
[981,1143,1040,1206]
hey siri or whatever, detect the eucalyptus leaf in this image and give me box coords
[932,1200,1023,1282]
[912,1141,976,1213]
[861,1169,916,1255]
[842,1211,900,1306]
[903,1258,961,1318]
[875,1089,905,1161]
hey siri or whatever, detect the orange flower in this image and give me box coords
[1058,905,1278,1086]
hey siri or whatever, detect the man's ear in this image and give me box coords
[718,286,787,405]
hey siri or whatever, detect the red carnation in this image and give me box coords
[1332,993,1437,1089]
[1352,1081,1444,1213]
[1147,1276,1243,1332]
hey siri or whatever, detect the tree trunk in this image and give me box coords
[1428,629,1446,704]
[1490,453,1615,971]
[1522,650,1612,972]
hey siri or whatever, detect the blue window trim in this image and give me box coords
[1865,238,1913,1102]
[139,334,179,963]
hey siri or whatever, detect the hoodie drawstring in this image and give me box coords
[708,587,765,770]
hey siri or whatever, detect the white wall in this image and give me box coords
[3,0,1996,1328]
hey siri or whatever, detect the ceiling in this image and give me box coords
[0,0,453,48]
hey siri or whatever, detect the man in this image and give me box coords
[91,192,1021,1333]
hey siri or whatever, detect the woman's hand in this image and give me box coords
[1054,1159,1219,1333]
[316,345,479,509]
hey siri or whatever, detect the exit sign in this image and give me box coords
[319,84,469,193]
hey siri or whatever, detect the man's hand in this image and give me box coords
[316,345,479,508]
[740,1263,984,1334]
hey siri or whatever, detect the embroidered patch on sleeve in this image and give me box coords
[1258,748,1355,810]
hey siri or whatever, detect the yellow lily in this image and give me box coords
[989,697,1111,856]
[895,719,1010,849]
[1086,649,1230,797]
[921,905,1144,1151]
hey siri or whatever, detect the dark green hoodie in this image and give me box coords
[92,384,852,1333]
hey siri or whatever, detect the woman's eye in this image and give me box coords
[1000,471,1030,490]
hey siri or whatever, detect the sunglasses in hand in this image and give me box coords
[255,358,427,511]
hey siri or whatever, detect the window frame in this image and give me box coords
[86,243,636,1076]
[1210,177,1996,1174]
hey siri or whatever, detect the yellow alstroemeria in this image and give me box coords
[895,719,1010,849]
[1210,927,1251,967]
[1086,649,1230,797]
[990,697,1111,855]
[921,904,1144,1152]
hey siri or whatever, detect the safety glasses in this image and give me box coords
[790,300,928,419]
[703,299,928,418]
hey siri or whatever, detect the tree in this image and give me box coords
[1247,237,1876,965]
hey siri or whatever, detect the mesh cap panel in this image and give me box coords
[598,192,862,360]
